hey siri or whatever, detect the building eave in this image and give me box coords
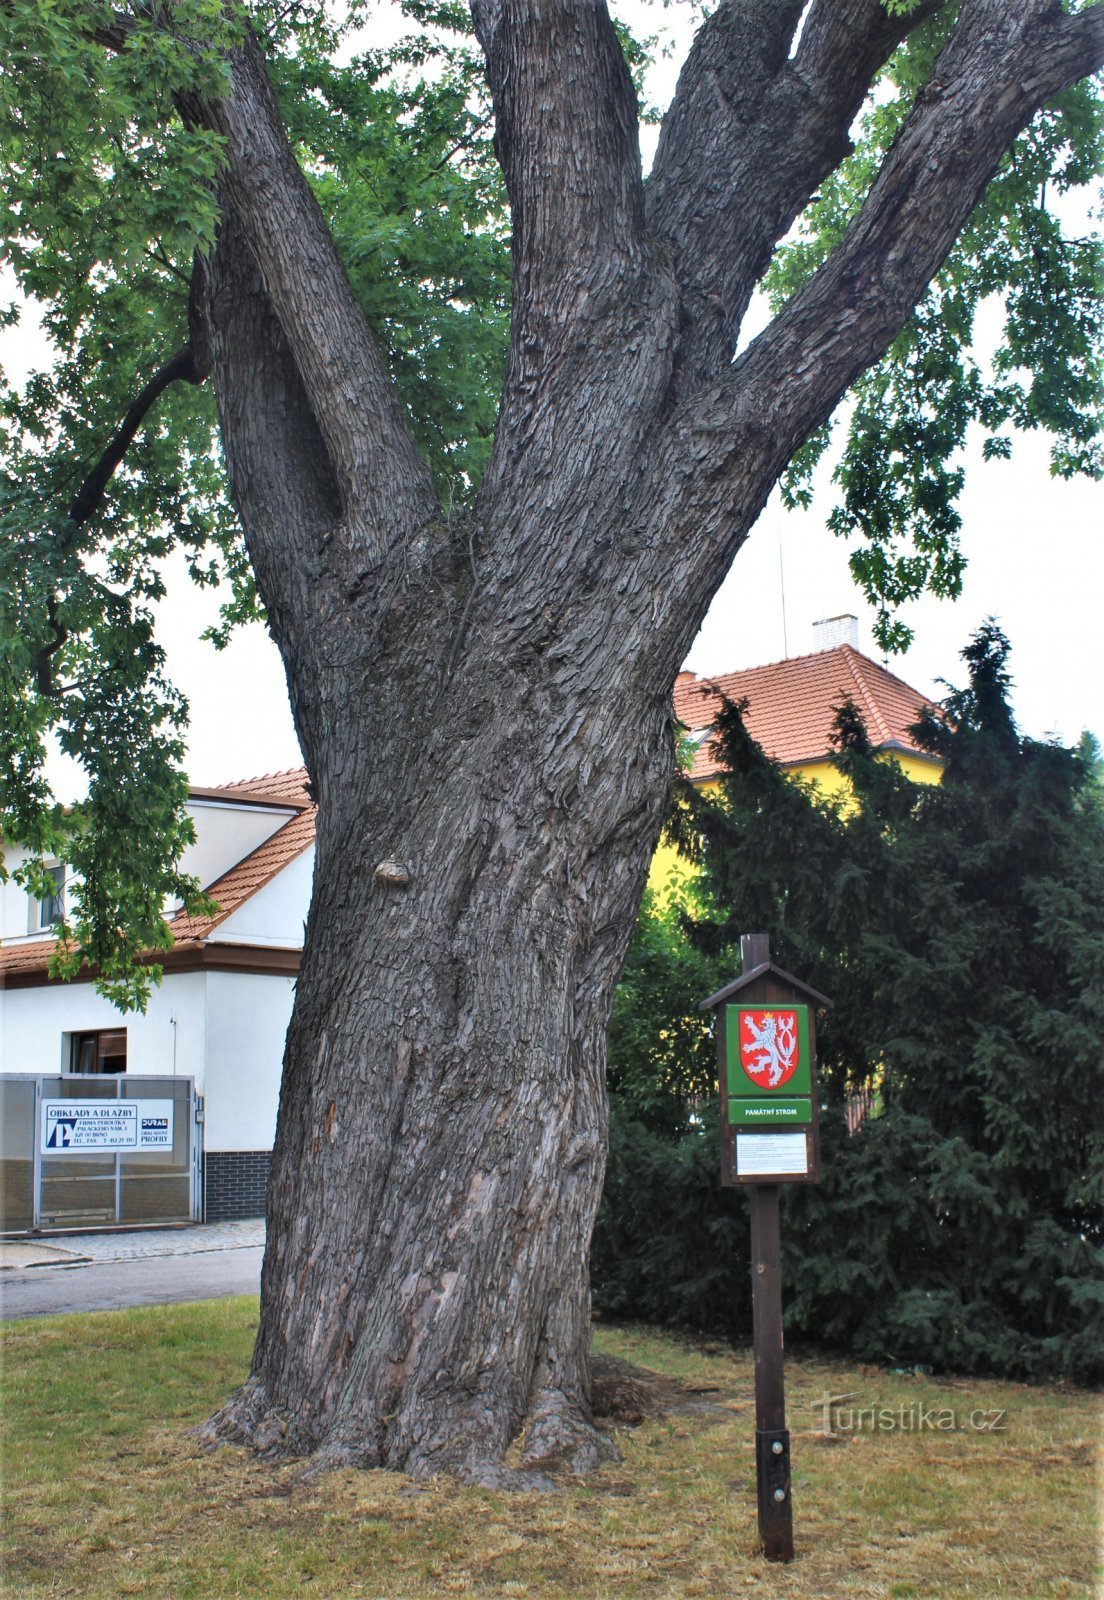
[0,941,301,991]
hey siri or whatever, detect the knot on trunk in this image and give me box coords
[375,859,411,886]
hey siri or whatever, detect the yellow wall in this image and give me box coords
[647,749,942,901]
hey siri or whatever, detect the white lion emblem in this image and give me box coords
[742,1011,797,1087]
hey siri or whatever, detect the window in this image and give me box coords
[70,1030,128,1075]
[31,864,66,932]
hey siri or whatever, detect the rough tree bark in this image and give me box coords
[157,0,1103,1482]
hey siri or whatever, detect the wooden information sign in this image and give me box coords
[701,933,831,1564]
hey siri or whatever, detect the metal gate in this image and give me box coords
[0,1075,202,1233]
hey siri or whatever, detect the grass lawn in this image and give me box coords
[1,1299,1099,1598]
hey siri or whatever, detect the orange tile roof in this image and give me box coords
[168,804,317,942]
[674,644,935,781]
[0,799,316,980]
[0,937,78,979]
[189,767,312,809]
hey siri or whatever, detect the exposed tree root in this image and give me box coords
[197,1377,317,1461]
[521,1388,620,1476]
[199,1378,618,1491]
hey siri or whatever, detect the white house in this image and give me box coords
[0,769,315,1222]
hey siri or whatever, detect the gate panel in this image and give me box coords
[0,1074,200,1233]
[38,1158,117,1228]
[0,1078,36,1232]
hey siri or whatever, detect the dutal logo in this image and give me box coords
[740,1010,799,1089]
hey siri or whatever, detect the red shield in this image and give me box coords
[739,1009,799,1090]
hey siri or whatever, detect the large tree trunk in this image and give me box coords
[204,595,675,1482]
[188,0,1103,1481]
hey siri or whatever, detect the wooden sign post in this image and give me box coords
[701,933,831,1564]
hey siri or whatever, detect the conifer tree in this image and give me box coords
[599,625,1104,1380]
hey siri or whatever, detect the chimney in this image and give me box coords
[811,614,859,652]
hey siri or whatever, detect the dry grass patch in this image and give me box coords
[1,1301,1100,1598]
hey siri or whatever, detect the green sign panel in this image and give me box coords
[728,1098,813,1125]
[709,959,825,1187]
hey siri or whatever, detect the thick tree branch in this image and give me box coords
[470,0,687,544]
[196,207,345,721]
[476,1,647,426]
[640,0,1103,681]
[91,7,138,53]
[791,0,936,90]
[184,26,439,551]
[647,0,943,395]
[35,594,68,698]
[469,0,502,54]
[485,0,643,280]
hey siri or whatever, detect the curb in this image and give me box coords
[0,1243,88,1271]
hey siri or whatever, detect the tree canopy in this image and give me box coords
[2,0,514,998]
[1,0,1102,1004]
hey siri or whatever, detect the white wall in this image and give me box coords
[0,966,291,1152]
[0,846,29,941]
[0,846,67,944]
[0,971,209,1086]
[174,799,295,903]
[214,846,314,948]
[203,970,293,1151]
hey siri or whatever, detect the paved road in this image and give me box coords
[0,1244,264,1319]
[0,1221,265,1320]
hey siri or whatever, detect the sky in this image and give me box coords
[5,0,1102,794]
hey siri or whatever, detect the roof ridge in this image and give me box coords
[676,645,884,724]
[839,644,894,746]
[695,641,870,681]
[198,764,309,791]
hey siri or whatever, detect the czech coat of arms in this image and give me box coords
[739,1009,799,1089]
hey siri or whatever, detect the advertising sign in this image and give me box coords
[41,1100,175,1155]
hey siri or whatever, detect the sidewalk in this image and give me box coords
[0,1218,265,1270]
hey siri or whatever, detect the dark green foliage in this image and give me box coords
[595,625,1104,1382]
[605,886,717,1138]
[592,1104,753,1341]
[785,1112,1104,1382]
